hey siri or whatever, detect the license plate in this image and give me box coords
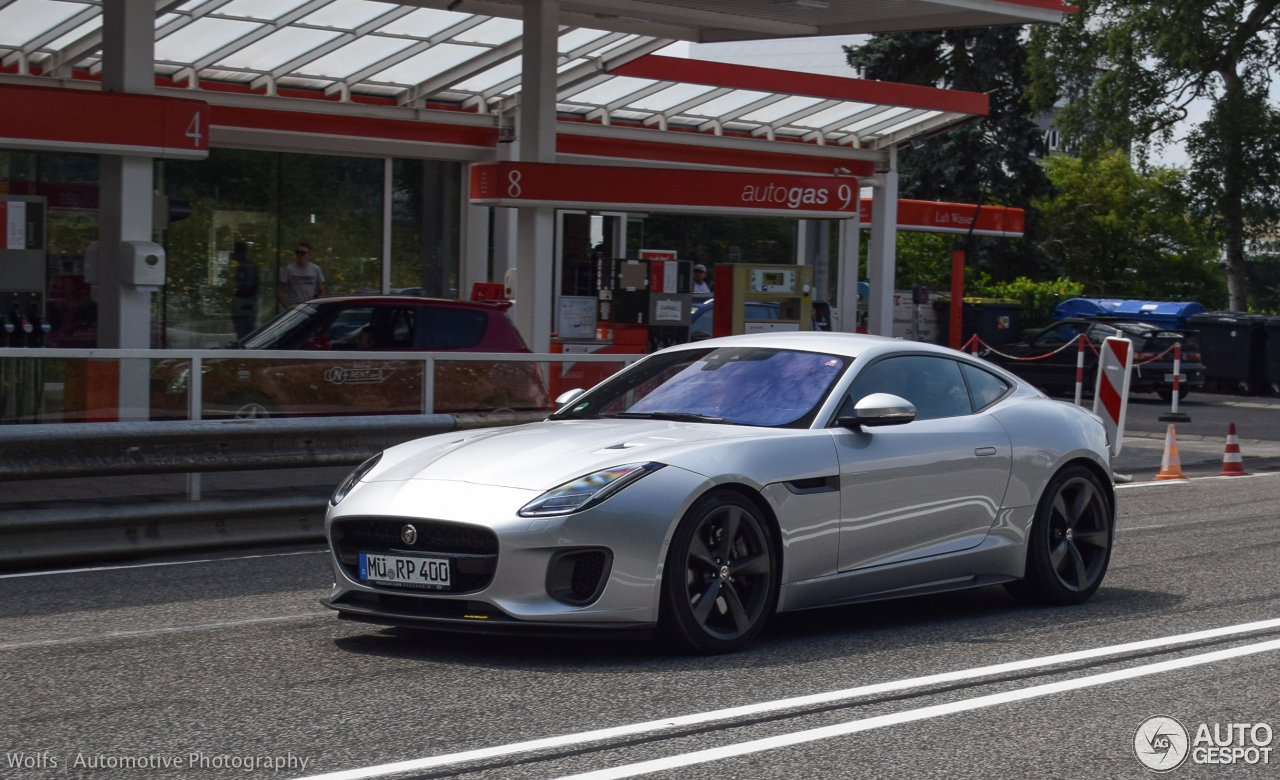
[359,553,451,590]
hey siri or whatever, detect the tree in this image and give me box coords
[1028,0,1280,310]
[846,28,1053,281]
[1035,152,1226,305]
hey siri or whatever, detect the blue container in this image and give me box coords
[1109,300,1206,330]
[1053,298,1205,330]
[1053,298,1126,320]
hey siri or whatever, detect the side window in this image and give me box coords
[414,306,489,349]
[960,363,1010,411]
[1033,322,1089,347]
[840,355,972,421]
[389,308,415,348]
[1089,324,1120,344]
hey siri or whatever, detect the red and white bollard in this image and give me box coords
[1074,333,1085,406]
[1159,342,1191,422]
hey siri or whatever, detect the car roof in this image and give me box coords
[662,330,964,359]
[309,294,509,310]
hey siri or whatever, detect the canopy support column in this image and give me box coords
[514,0,558,352]
[836,197,861,333]
[98,0,156,418]
[866,148,898,337]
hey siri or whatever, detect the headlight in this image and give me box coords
[519,463,664,517]
[331,453,382,506]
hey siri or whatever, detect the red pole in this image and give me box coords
[949,248,965,350]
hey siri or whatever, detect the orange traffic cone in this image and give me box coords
[1155,424,1188,481]
[1219,423,1249,476]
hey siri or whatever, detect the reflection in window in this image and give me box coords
[843,355,971,421]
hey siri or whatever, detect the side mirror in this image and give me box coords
[837,393,916,429]
[690,331,713,342]
[555,388,586,410]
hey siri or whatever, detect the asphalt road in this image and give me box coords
[4,473,1280,779]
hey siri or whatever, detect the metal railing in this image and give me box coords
[0,347,645,423]
[0,410,549,567]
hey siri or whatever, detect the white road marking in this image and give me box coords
[292,616,1280,780]
[0,549,327,579]
[549,636,1280,780]
[0,613,329,651]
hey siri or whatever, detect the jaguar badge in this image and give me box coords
[400,524,418,545]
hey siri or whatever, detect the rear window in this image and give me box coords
[415,306,488,349]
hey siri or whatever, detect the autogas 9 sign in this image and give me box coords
[470,161,862,218]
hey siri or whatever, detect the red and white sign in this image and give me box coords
[0,83,209,160]
[471,161,861,218]
[861,198,1025,237]
[1093,337,1134,456]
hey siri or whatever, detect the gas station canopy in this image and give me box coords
[1,0,1054,148]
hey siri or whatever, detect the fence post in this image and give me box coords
[187,355,203,501]
[422,355,434,414]
[1074,334,1085,407]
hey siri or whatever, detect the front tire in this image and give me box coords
[1005,465,1113,606]
[660,490,778,654]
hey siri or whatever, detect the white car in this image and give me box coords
[323,332,1114,653]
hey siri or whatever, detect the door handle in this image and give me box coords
[974,447,998,456]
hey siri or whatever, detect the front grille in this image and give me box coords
[571,551,608,600]
[331,517,498,593]
[333,518,497,554]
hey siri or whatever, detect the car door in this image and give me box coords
[831,354,1013,572]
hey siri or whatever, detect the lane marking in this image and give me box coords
[0,612,329,651]
[292,616,1280,780]
[0,549,327,579]
[549,636,1280,780]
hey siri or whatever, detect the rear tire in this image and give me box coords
[1005,465,1113,606]
[1156,387,1190,403]
[660,490,778,654]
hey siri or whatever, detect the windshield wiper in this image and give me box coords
[612,412,739,425]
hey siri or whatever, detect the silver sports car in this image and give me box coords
[322,332,1114,653]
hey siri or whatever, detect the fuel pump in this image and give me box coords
[0,196,47,348]
[711,264,813,338]
[595,257,692,352]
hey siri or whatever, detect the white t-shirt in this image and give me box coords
[279,261,324,305]
[693,280,712,294]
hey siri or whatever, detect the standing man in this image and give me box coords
[692,264,713,296]
[276,242,325,309]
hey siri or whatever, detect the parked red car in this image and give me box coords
[152,296,551,418]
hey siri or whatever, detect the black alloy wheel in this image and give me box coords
[1006,465,1113,606]
[661,490,778,653]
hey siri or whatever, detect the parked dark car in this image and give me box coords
[981,318,1205,401]
[152,295,551,419]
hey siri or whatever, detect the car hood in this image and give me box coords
[367,419,762,490]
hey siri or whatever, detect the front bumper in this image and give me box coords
[322,465,710,632]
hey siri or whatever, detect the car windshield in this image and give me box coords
[553,347,849,428]
[239,304,319,348]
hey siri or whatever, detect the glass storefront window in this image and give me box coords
[162,149,281,347]
[162,150,390,346]
[391,159,460,298]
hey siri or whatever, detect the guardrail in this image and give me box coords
[0,409,551,568]
[0,347,644,423]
